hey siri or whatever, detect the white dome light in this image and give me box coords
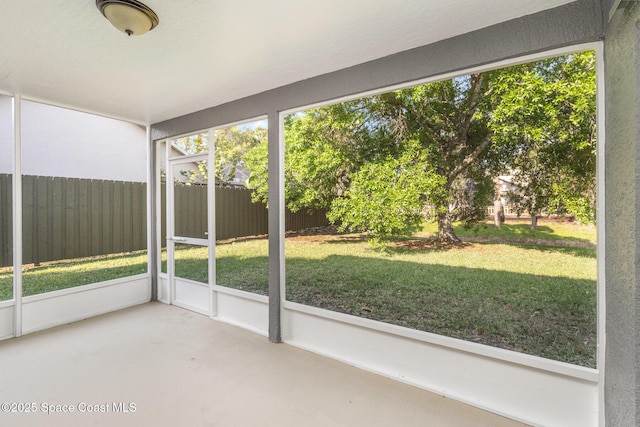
[96,0,159,36]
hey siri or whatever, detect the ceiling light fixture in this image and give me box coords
[96,0,159,36]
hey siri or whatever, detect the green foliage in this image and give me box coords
[172,132,209,155]
[276,76,499,244]
[283,108,357,211]
[328,142,446,247]
[244,138,269,204]
[215,126,266,186]
[173,126,267,187]
[246,51,597,241]
[392,77,496,239]
[173,133,209,184]
[490,51,596,223]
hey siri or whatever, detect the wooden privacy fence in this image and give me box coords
[161,183,329,241]
[0,174,12,267]
[0,174,329,267]
[0,175,147,267]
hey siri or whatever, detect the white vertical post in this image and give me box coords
[12,95,22,337]
[208,129,216,318]
[166,140,175,305]
[155,140,164,302]
[595,41,606,427]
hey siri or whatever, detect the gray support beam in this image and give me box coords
[267,110,283,343]
[603,2,640,425]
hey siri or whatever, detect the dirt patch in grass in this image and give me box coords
[224,219,595,249]
[461,236,595,248]
[392,239,470,251]
[285,226,348,240]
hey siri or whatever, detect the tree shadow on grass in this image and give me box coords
[389,237,470,253]
[287,233,369,245]
[506,243,597,258]
[288,222,596,256]
[387,237,596,259]
[455,222,596,248]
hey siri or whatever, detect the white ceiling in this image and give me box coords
[0,0,574,125]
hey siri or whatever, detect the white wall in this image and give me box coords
[0,99,146,181]
[21,275,151,335]
[282,302,598,427]
[0,96,12,171]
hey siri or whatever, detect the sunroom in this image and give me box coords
[0,1,637,426]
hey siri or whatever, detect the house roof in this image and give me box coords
[0,0,574,126]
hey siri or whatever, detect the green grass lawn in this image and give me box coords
[158,240,269,290]
[0,251,148,299]
[215,239,269,294]
[284,234,595,367]
[0,219,597,367]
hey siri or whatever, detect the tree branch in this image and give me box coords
[456,73,485,145]
[449,132,493,183]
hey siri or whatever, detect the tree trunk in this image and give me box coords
[530,214,538,230]
[437,212,461,243]
[494,198,504,228]
[493,177,504,228]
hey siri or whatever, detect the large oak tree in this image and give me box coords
[246,51,596,243]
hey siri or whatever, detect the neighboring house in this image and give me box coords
[495,175,524,214]
[157,140,203,184]
[495,175,519,206]
[488,175,522,217]
[157,139,251,187]
[0,98,147,182]
[219,163,249,187]
[0,97,10,167]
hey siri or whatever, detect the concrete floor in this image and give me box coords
[0,302,529,427]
